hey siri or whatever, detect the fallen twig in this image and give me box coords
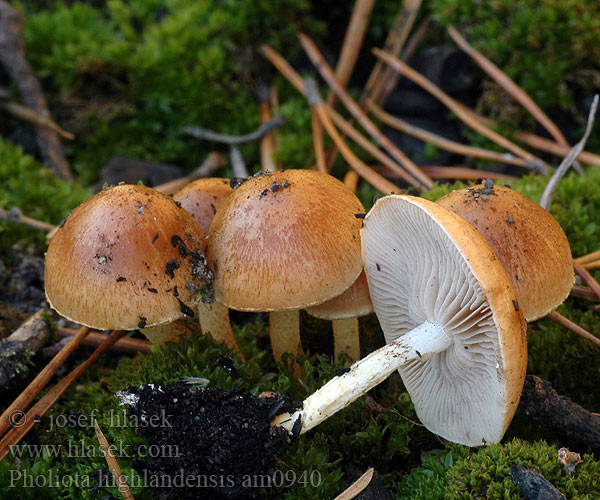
[0,1,73,180]
[310,104,327,173]
[183,115,286,145]
[540,95,598,210]
[229,145,249,178]
[0,311,51,392]
[0,329,126,461]
[305,78,400,194]
[573,260,600,303]
[367,99,530,169]
[361,0,422,106]
[374,165,518,182]
[261,44,414,189]
[259,86,278,172]
[570,284,600,302]
[509,464,567,500]
[517,374,600,453]
[94,419,135,500]
[0,100,74,140]
[299,33,433,189]
[447,26,571,152]
[372,48,549,174]
[57,327,150,355]
[547,311,600,347]
[327,0,376,107]
[575,250,600,265]
[0,324,90,437]
[0,206,56,232]
[333,467,374,500]
[454,102,600,167]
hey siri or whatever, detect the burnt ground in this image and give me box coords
[124,382,291,499]
[0,254,46,315]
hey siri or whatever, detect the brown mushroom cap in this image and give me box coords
[45,185,210,330]
[306,271,373,320]
[437,183,573,321]
[206,170,365,311]
[172,178,233,235]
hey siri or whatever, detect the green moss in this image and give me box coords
[19,0,325,184]
[0,138,90,261]
[430,0,600,143]
[445,439,600,500]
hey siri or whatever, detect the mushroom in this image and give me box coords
[172,178,240,354]
[45,184,211,336]
[305,271,373,362]
[436,180,573,321]
[206,169,364,367]
[273,195,526,446]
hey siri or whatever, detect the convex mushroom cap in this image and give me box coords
[45,184,211,330]
[206,169,365,311]
[173,178,233,235]
[437,182,573,321]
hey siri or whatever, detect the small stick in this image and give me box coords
[570,284,600,302]
[372,48,549,174]
[540,95,598,210]
[333,467,374,500]
[261,44,416,187]
[344,170,360,192]
[58,327,150,354]
[327,0,376,107]
[400,13,431,62]
[0,329,126,461]
[259,89,278,172]
[575,250,600,265]
[582,261,600,271]
[183,115,286,145]
[362,0,422,105]
[454,102,600,167]
[0,206,56,232]
[94,419,135,500]
[0,2,73,181]
[0,100,74,140]
[151,151,227,195]
[305,78,400,194]
[547,311,600,347]
[299,33,433,189]
[447,26,571,151]
[573,260,600,303]
[229,145,249,178]
[379,165,518,182]
[310,105,327,173]
[0,324,90,438]
[367,99,531,169]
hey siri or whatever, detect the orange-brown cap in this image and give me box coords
[306,271,373,320]
[172,178,233,235]
[206,170,365,311]
[45,184,211,330]
[437,182,573,321]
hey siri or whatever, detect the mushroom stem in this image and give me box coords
[198,302,242,356]
[273,320,451,433]
[332,317,360,362]
[269,310,303,364]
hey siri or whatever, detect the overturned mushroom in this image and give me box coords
[173,178,240,354]
[206,169,364,367]
[273,195,526,446]
[45,185,211,334]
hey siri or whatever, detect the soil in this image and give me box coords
[123,382,291,499]
[0,255,46,314]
